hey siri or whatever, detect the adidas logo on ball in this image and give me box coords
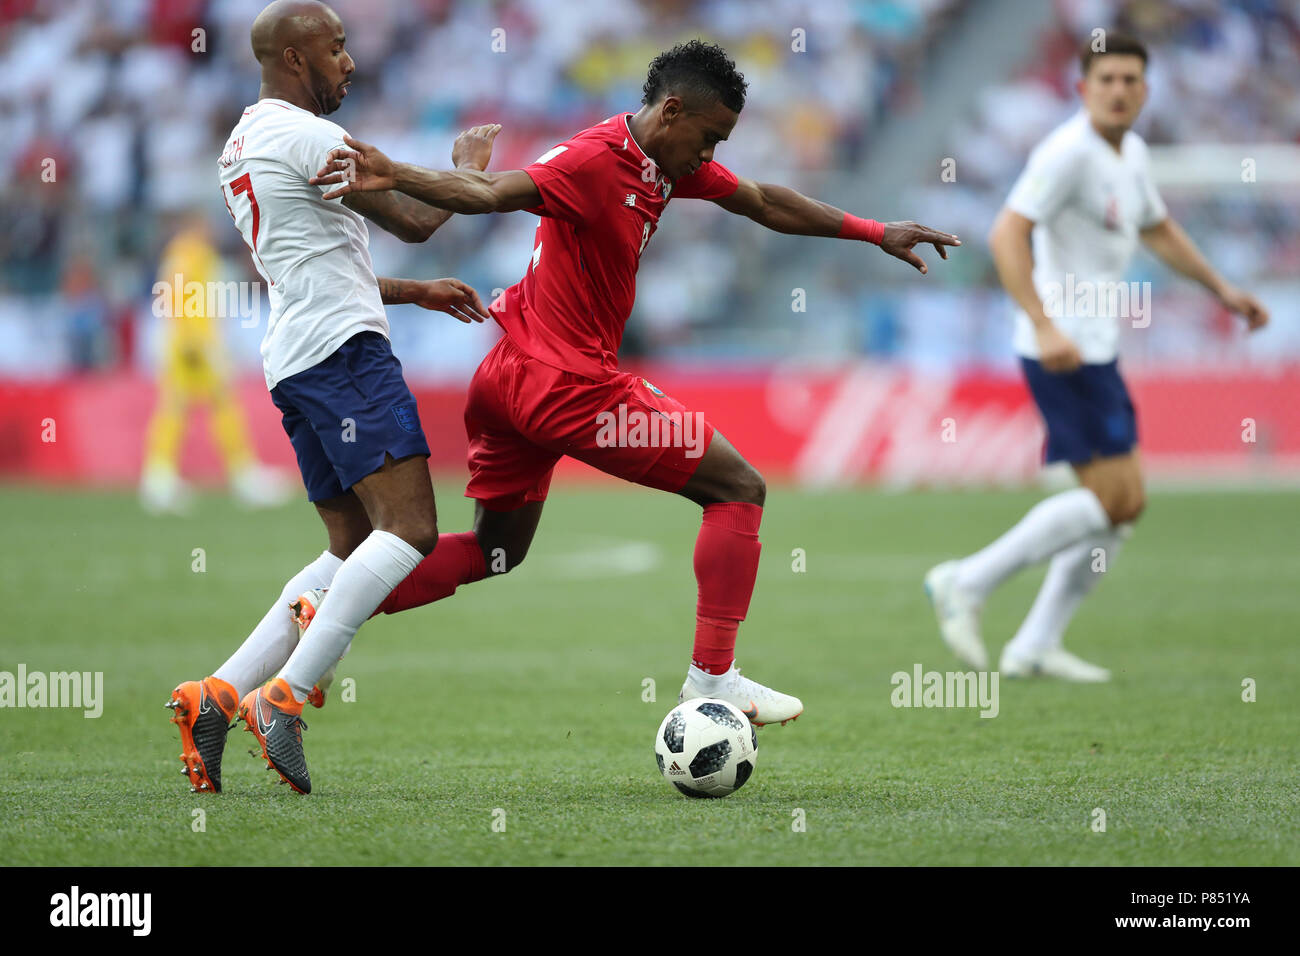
[654,698,757,798]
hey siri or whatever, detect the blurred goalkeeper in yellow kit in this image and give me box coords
[140,212,290,513]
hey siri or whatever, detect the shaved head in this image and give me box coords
[251,0,339,64]
[250,0,353,116]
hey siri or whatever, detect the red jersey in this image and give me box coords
[489,113,740,380]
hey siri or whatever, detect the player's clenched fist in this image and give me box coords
[310,134,395,199]
[452,124,502,171]
[879,221,961,275]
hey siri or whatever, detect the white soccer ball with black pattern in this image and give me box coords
[655,698,757,798]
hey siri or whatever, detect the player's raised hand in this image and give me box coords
[1035,323,1084,373]
[452,124,502,171]
[879,221,961,275]
[1219,285,1270,331]
[408,278,490,323]
[310,135,396,199]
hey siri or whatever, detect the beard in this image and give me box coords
[308,63,342,115]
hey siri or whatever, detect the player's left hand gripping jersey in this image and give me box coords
[491,113,739,381]
[218,98,387,390]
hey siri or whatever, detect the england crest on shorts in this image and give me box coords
[391,402,421,433]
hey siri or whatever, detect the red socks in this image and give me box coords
[374,532,487,616]
[370,509,763,681]
[691,502,762,674]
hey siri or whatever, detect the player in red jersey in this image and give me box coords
[307,40,960,725]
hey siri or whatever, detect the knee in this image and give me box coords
[410,524,440,558]
[1097,485,1145,526]
[1122,488,1146,525]
[328,525,370,560]
[480,539,529,576]
[724,464,766,507]
[387,514,439,557]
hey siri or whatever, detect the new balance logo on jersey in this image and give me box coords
[624,194,636,207]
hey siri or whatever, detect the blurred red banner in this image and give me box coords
[3,363,1297,488]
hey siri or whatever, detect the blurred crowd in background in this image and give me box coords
[902,0,1300,371]
[0,0,1294,381]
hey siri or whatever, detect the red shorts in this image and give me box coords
[464,336,715,510]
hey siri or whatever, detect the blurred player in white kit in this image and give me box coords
[926,32,1268,681]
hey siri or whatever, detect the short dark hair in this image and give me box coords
[642,39,747,114]
[1079,31,1148,75]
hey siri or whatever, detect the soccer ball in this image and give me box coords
[654,698,757,798]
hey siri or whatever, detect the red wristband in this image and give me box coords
[839,213,885,245]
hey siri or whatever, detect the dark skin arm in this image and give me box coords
[339,125,503,241]
[342,190,448,243]
[716,175,961,275]
[374,276,490,324]
[311,140,961,272]
[311,134,540,213]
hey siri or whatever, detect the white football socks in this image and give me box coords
[688,663,729,695]
[1004,523,1132,657]
[214,549,344,698]
[277,530,423,702]
[955,487,1110,603]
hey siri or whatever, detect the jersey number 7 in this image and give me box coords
[224,173,273,284]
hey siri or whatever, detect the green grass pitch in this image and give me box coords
[1,482,1296,865]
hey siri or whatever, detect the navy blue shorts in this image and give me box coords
[1020,357,1138,465]
[271,332,431,502]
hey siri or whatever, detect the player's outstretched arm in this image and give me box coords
[714,175,960,275]
[339,125,503,242]
[376,277,490,324]
[310,135,541,214]
[1140,217,1269,331]
[988,206,1082,372]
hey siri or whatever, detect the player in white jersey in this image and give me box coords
[926,33,1268,681]
[167,0,498,795]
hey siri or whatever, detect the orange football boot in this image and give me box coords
[167,676,239,793]
[239,678,312,794]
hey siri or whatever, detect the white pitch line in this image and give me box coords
[542,536,663,579]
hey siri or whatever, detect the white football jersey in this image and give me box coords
[218,98,387,389]
[1005,110,1168,364]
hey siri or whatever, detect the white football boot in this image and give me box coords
[999,646,1111,683]
[924,560,988,670]
[679,663,802,726]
